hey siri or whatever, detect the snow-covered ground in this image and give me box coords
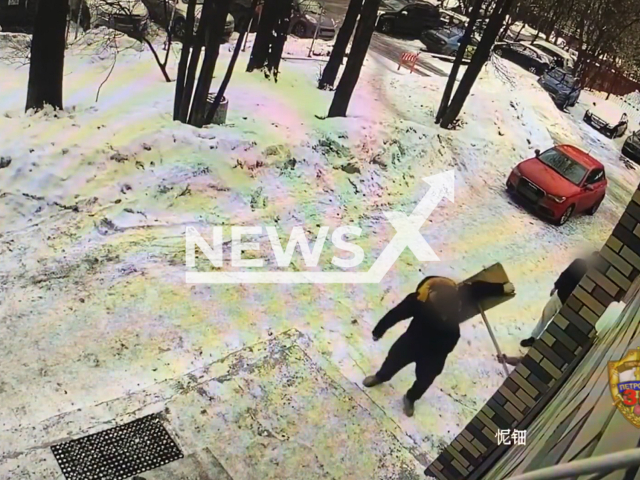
[0,29,639,477]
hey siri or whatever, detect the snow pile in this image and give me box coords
[0,31,638,465]
[623,90,640,109]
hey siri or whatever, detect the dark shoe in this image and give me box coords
[363,375,383,388]
[402,395,415,417]
[520,337,535,348]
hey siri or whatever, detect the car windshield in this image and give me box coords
[547,69,575,86]
[298,0,323,14]
[538,148,588,185]
[440,28,463,40]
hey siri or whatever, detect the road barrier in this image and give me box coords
[397,51,420,74]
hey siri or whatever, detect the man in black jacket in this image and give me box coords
[363,276,515,417]
[520,252,599,348]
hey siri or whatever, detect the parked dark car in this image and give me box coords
[289,0,336,40]
[228,0,259,32]
[0,0,147,35]
[584,103,629,139]
[493,41,552,75]
[420,27,477,58]
[623,131,640,163]
[0,0,37,32]
[538,68,581,109]
[376,3,443,37]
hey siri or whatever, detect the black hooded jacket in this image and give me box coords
[554,258,588,304]
[372,279,506,359]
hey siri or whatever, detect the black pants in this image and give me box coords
[375,336,446,402]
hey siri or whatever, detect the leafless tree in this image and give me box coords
[246,0,294,81]
[173,0,234,126]
[326,0,380,117]
[84,0,173,81]
[439,0,515,128]
[205,0,260,124]
[318,0,363,90]
[26,0,69,111]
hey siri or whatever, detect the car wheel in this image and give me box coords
[587,197,603,215]
[556,204,575,226]
[172,17,186,38]
[528,66,537,74]
[379,19,393,34]
[561,98,570,111]
[293,21,306,37]
[494,48,503,57]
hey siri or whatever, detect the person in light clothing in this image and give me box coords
[499,251,600,367]
[520,252,599,348]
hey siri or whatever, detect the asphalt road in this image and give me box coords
[321,0,449,77]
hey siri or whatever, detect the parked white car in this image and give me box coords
[584,102,629,139]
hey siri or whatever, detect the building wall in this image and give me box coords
[479,296,640,479]
[425,188,640,480]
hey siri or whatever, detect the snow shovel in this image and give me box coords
[457,262,515,377]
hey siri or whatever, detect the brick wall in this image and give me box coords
[425,188,640,480]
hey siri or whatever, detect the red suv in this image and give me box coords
[506,145,607,225]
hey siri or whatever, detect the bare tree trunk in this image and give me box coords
[318,0,363,90]
[178,0,213,122]
[327,0,381,117]
[266,0,293,81]
[189,0,233,126]
[144,38,172,82]
[514,15,526,40]
[26,0,69,111]
[173,0,198,120]
[498,5,516,41]
[205,0,260,124]
[436,0,484,123]
[247,0,278,71]
[440,0,515,128]
[529,15,543,44]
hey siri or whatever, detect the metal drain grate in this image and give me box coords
[51,414,184,480]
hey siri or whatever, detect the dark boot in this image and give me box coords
[402,395,415,417]
[363,375,383,388]
[520,337,535,348]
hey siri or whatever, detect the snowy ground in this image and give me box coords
[0,29,639,478]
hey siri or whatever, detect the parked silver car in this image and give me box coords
[84,0,150,35]
[289,0,335,40]
[420,27,477,58]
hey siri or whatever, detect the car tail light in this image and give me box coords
[547,194,566,203]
